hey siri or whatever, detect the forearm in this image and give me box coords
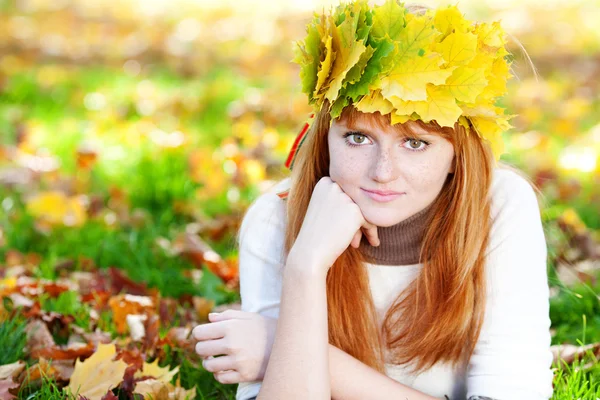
[328,344,441,400]
[257,259,330,400]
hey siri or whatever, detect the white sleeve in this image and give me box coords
[466,170,554,400]
[235,191,287,400]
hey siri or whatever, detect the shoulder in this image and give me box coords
[486,166,546,255]
[489,166,542,221]
[489,166,539,205]
[237,177,291,245]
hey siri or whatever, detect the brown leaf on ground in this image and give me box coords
[108,294,155,335]
[81,290,111,309]
[107,268,148,296]
[172,233,237,283]
[158,297,178,326]
[0,378,19,400]
[31,342,96,361]
[551,342,600,364]
[25,319,55,353]
[165,327,195,354]
[141,314,160,354]
[17,358,63,387]
[193,296,215,321]
[47,359,76,382]
[100,390,118,400]
[0,361,25,381]
[115,347,144,375]
[82,329,113,347]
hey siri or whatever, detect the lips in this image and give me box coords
[363,189,403,196]
[361,188,405,203]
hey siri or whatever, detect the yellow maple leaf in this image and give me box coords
[470,116,507,160]
[437,66,488,103]
[419,84,463,127]
[434,31,478,67]
[395,15,437,63]
[385,95,419,116]
[313,34,335,101]
[474,21,506,48]
[135,359,179,383]
[476,56,511,102]
[355,90,394,115]
[134,378,196,400]
[433,6,470,36]
[380,52,455,101]
[67,343,128,400]
[391,113,412,125]
[460,104,506,119]
[25,191,87,227]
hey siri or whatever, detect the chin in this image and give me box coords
[361,208,407,227]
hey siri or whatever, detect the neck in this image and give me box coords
[359,202,435,266]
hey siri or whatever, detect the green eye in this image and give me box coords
[409,139,422,149]
[353,134,366,144]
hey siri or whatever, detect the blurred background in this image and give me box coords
[0,0,599,398]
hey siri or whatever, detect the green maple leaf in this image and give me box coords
[345,45,376,86]
[343,36,395,101]
[324,7,367,103]
[357,6,373,41]
[293,16,323,103]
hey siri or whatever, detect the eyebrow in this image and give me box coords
[340,121,432,138]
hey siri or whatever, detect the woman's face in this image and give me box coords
[328,115,455,227]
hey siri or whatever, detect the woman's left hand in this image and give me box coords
[191,309,278,384]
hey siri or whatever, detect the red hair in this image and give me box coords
[283,102,495,374]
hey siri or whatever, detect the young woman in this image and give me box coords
[192,2,554,399]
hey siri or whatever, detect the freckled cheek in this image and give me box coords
[402,161,445,191]
[329,152,366,190]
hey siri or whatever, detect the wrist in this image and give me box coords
[286,249,327,280]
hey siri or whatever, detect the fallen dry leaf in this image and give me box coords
[134,359,178,383]
[0,378,18,400]
[108,294,155,334]
[66,343,128,400]
[0,361,25,381]
[134,378,196,400]
[551,342,600,365]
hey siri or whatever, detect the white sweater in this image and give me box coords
[235,168,554,400]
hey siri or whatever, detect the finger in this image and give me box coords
[214,370,243,385]
[362,223,380,247]
[208,309,251,322]
[202,355,236,373]
[195,339,229,358]
[192,323,225,341]
[350,230,362,248]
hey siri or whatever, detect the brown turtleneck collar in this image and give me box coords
[358,201,435,265]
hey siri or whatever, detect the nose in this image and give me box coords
[370,146,400,184]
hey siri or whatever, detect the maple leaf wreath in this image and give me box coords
[285,0,515,171]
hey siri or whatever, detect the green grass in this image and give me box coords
[551,345,600,399]
[39,290,92,333]
[549,278,600,345]
[0,312,28,365]
[1,196,239,303]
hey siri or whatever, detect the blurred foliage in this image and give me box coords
[0,0,599,398]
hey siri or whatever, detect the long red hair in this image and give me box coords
[283,101,496,374]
